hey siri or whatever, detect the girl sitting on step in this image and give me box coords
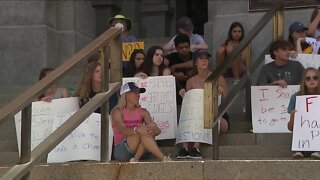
[177,49,229,159]
[111,82,171,162]
[288,67,320,159]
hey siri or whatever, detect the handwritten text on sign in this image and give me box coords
[47,113,111,162]
[292,95,320,151]
[122,76,177,140]
[14,97,79,155]
[251,85,299,133]
[265,54,320,69]
[122,41,144,61]
[176,89,212,145]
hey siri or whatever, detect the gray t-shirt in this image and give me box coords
[257,60,305,85]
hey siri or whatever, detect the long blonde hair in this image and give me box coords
[111,92,141,114]
[75,62,101,99]
[300,67,320,95]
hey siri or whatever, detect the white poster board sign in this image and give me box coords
[265,54,320,69]
[15,97,114,162]
[14,97,79,154]
[292,95,320,151]
[122,76,177,140]
[175,89,212,145]
[251,85,299,133]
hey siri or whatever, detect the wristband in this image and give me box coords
[133,127,137,134]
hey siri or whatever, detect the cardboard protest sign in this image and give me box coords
[122,41,144,61]
[175,89,212,145]
[251,85,299,133]
[122,76,177,140]
[292,95,320,151]
[265,54,320,69]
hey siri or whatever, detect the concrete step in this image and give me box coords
[160,144,293,159]
[2,160,320,180]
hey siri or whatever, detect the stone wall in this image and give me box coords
[0,0,95,86]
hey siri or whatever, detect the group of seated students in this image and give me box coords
[37,7,320,162]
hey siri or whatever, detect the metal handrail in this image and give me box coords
[0,27,121,126]
[204,1,284,159]
[0,27,122,179]
[1,83,120,180]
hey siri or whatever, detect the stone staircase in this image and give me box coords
[0,39,308,179]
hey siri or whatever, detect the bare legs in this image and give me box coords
[126,134,165,161]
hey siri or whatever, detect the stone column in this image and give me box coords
[139,0,173,38]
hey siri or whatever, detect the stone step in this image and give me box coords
[160,144,293,159]
[2,160,320,180]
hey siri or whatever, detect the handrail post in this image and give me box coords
[20,104,32,180]
[273,2,284,40]
[204,81,219,160]
[100,45,109,162]
[245,44,252,128]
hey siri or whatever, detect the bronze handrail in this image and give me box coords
[0,27,122,179]
[0,27,121,126]
[204,1,284,159]
[0,83,120,180]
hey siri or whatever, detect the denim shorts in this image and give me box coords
[113,140,135,161]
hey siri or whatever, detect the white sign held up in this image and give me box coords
[251,85,299,133]
[175,89,212,145]
[292,95,320,151]
[122,76,177,140]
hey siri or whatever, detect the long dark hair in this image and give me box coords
[225,22,245,44]
[141,46,165,76]
[124,49,145,77]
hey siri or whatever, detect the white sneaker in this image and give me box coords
[162,154,172,162]
[292,152,304,158]
[311,152,320,159]
[129,157,139,162]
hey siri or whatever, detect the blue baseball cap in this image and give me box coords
[289,21,308,34]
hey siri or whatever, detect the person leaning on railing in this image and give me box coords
[287,67,320,159]
[111,82,171,162]
[257,40,305,88]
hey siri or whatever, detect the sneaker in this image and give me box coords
[176,148,190,159]
[162,154,172,162]
[189,147,202,159]
[129,157,139,162]
[311,152,320,159]
[292,152,304,159]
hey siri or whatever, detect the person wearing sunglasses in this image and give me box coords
[257,40,305,87]
[287,67,320,159]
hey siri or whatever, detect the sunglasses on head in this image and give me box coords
[305,76,319,81]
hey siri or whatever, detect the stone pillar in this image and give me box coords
[139,0,173,38]
[91,0,120,36]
